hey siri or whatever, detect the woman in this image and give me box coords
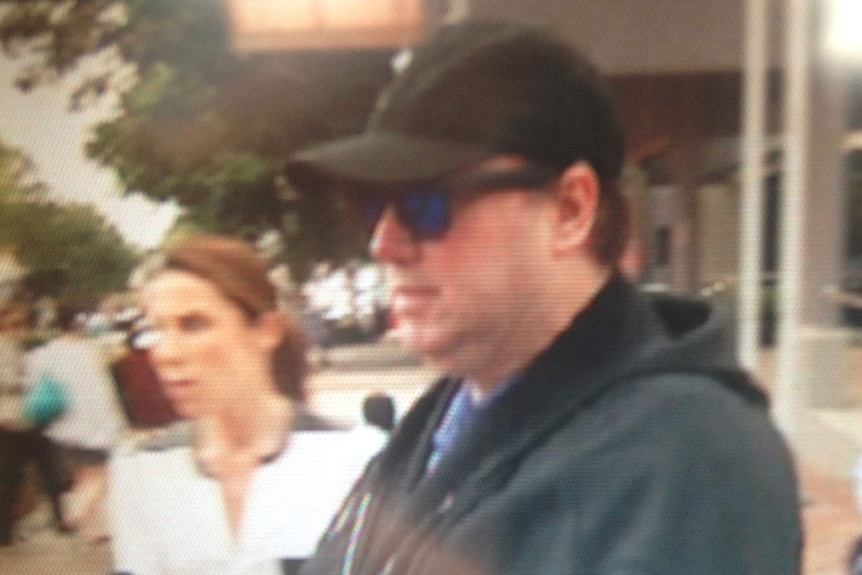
[108,235,386,575]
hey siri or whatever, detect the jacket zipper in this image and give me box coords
[341,491,373,575]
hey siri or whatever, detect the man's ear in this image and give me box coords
[551,162,601,255]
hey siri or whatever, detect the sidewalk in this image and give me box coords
[801,465,861,575]
[0,508,110,574]
[789,345,862,575]
[742,346,862,574]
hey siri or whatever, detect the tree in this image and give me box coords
[0,1,394,280]
[0,140,45,201]
[12,200,137,308]
[0,139,136,308]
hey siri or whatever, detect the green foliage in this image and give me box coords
[177,152,282,232]
[5,200,137,307]
[0,0,231,99]
[0,140,137,308]
[0,144,45,201]
[0,1,120,81]
[0,1,390,278]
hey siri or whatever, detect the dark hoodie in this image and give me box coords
[300,277,802,575]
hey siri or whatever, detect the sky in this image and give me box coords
[0,50,180,251]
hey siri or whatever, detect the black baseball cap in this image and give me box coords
[286,20,624,194]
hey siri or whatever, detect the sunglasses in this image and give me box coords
[357,166,558,241]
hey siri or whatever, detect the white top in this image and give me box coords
[108,426,386,575]
[24,336,128,449]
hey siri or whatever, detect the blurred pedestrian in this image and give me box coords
[109,320,179,429]
[25,308,129,542]
[287,20,802,575]
[109,235,385,575]
[0,306,71,544]
[0,306,33,546]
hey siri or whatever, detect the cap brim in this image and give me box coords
[286,131,491,193]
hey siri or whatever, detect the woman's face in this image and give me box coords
[140,269,279,419]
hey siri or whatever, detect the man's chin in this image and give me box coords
[391,323,451,362]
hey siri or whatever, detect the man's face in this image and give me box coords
[367,159,557,384]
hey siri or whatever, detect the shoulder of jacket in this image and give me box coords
[616,369,767,409]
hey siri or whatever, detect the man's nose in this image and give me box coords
[369,207,418,264]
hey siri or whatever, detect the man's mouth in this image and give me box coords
[391,285,438,316]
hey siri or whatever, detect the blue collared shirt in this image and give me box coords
[425,377,517,474]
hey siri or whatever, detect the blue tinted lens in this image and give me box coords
[402,189,449,240]
[360,190,451,241]
[359,167,555,241]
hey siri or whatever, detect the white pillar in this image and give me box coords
[773,0,809,437]
[739,0,768,371]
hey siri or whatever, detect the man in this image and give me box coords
[286,20,802,575]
